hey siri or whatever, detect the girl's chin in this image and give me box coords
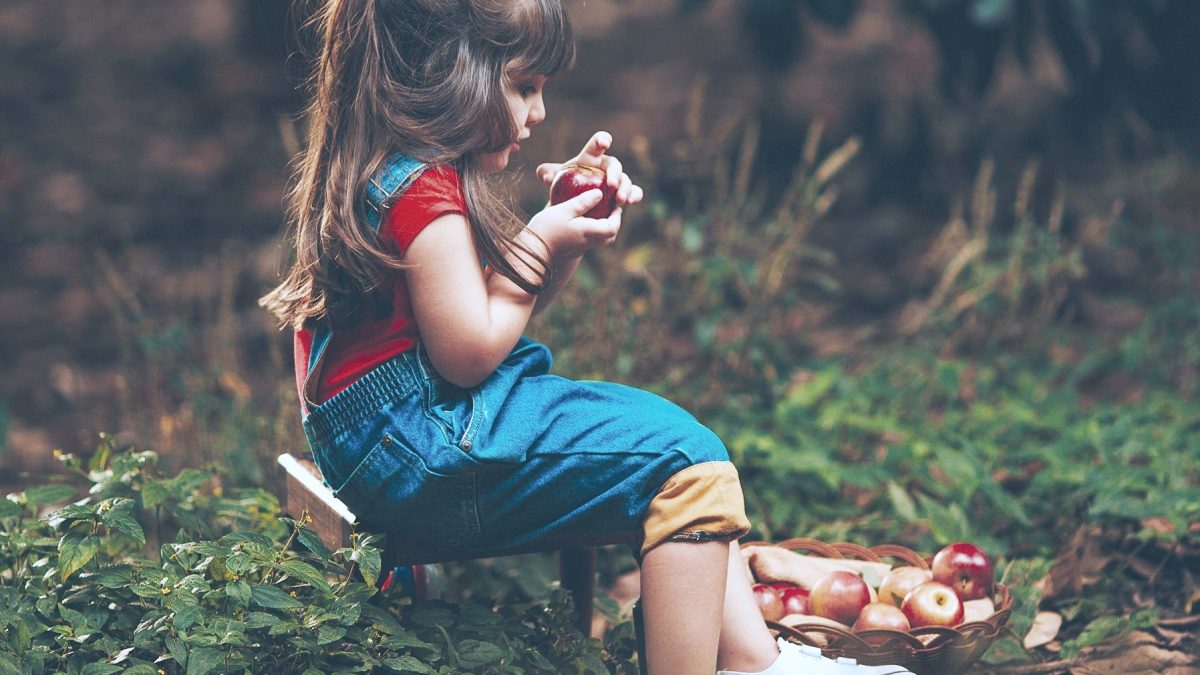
[479,150,512,173]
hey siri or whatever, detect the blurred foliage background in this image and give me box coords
[1,0,1198,669]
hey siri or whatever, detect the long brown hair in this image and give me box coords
[261,0,575,328]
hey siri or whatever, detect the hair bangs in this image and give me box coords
[505,0,575,77]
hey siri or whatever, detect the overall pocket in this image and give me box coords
[423,378,484,455]
[332,431,480,550]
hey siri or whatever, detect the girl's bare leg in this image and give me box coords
[717,541,781,672]
[640,540,781,675]
[639,540,728,675]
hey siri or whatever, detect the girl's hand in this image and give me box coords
[526,186,621,260]
[536,131,644,209]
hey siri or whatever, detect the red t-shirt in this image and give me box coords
[294,166,465,404]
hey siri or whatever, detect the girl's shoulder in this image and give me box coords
[386,165,466,253]
[406,165,462,203]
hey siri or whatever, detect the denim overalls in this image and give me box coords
[300,155,749,558]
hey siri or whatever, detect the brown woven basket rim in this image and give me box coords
[741,536,932,569]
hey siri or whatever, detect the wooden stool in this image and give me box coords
[276,453,640,641]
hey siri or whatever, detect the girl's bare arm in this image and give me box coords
[405,190,607,388]
[408,132,642,388]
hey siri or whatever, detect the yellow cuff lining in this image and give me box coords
[640,461,751,556]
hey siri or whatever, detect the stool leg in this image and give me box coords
[558,547,596,636]
[633,598,648,675]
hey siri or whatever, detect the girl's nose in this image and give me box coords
[528,93,546,126]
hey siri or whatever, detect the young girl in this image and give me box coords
[262,2,914,674]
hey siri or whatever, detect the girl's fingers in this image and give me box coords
[559,188,605,218]
[536,162,563,185]
[615,174,633,203]
[585,209,621,244]
[627,183,644,205]
[601,155,623,191]
[576,131,613,166]
[614,175,644,206]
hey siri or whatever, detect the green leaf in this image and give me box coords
[243,612,279,630]
[317,624,346,645]
[381,631,438,652]
[224,552,251,575]
[268,620,299,636]
[58,603,88,631]
[91,564,135,588]
[99,498,145,544]
[0,652,20,675]
[1061,614,1125,658]
[918,494,971,543]
[353,544,382,588]
[226,579,252,607]
[455,639,507,670]
[886,481,918,522]
[173,603,202,631]
[186,646,223,675]
[81,664,122,675]
[58,532,101,581]
[280,559,331,593]
[381,655,437,674]
[26,484,77,508]
[295,526,332,558]
[0,496,23,519]
[251,584,304,610]
[141,479,168,509]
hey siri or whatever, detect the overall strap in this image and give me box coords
[303,154,429,405]
[364,154,430,234]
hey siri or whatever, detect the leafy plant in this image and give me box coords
[0,439,631,674]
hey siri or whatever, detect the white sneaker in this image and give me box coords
[718,638,917,675]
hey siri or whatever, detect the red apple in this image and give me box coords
[808,571,872,626]
[931,542,994,601]
[852,602,911,633]
[901,581,964,628]
[778,585,810,616]
[878,566,932,607]
[752,583,786,622]
[549,165,617,218]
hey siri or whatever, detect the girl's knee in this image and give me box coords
[683,424,732,464]
[640,461,751,557]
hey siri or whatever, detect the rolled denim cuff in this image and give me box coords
[640,460,751,556]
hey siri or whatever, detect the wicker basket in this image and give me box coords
[744,538,1012,675]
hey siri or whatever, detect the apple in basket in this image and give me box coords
[549,165,617,218]
[778,584,809,616]
[852,601,911,633]
[931,541,994,601]
[901,580,964,628]
[752,583,786,622]
[808,571,872,626]
[877,565,932,607]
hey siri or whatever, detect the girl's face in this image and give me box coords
[479,69,548,174]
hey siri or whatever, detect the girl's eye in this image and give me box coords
[518,83,538,97]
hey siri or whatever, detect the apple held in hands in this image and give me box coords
[931,541,994,601]
[808,571,872,626]
[549,165,617,218]
[901,581,964,628]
